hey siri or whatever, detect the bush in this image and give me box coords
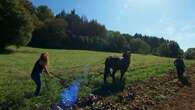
[0,0,34,50]
[185,48,195,59]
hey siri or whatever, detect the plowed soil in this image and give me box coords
[155,65,195,110]
[76,65,195,110]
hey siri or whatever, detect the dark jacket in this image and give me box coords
[174,58,185,69]
[31,59,44,78]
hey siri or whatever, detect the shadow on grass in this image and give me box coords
[92,79,126,97]
[0,49,14,54]
[0,48,38,54]
[15,49,39,54]
[24,91,34,99]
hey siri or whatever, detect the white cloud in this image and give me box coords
[144,14,195,50]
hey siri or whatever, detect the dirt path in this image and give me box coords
[155,65,195,110]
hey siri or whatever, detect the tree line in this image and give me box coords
[29,6,182,57]
[0,0,190,58]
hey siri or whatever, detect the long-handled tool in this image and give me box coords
[50,72,65,81]
[43,72,49,90]
[50,72,68,87]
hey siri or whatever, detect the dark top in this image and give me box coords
[31,59,43,78]
[174,58,185,68]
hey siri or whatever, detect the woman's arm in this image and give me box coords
[40,59,50,75]
[44,65,49,74]
[43,65,53,78]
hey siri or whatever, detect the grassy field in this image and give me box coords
[0,47,194,110]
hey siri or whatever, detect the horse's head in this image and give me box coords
[122,51,131,59]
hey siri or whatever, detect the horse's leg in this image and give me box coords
[104,72,108,84]
[120,71,124,81]
[104,67,110,84]
[120,69,127,81]
[112,69,117,83]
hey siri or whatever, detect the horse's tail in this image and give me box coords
[104,57,111,74]
[104,57,111,83]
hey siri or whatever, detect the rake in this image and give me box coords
[50,72,68,87]
[43,72,49,90]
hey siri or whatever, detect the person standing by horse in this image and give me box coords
[174,55,191,86]
[104,51,131,83]
[31,52,51,96]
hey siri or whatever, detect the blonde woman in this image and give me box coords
[31,52,50,96]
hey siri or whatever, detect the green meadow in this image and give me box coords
[0,47,194,110]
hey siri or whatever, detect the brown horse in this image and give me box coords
[104,52,131,83]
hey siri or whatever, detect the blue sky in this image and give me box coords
[32,0,195,50]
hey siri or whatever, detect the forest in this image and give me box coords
[1,0,193,58]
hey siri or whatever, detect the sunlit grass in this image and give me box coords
[0,47,194,110]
